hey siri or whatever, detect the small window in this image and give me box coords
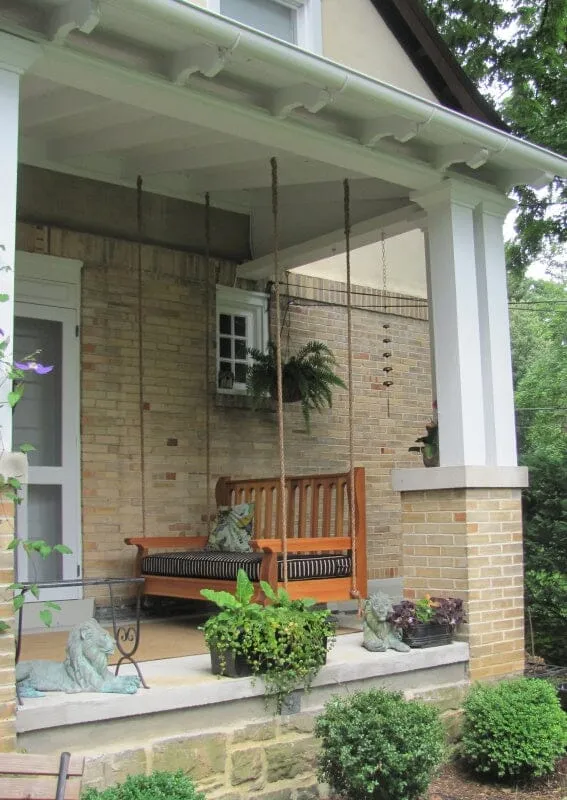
[220,0,296,43]
[216,286,268,394]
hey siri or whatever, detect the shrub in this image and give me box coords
[461,678,567,781]
[525,569,567,665]
[315,688,445,800]
[82,771,206,800]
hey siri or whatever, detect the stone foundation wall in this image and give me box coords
[79,687,466,800]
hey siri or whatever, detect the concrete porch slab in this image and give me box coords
[17,633,469,750]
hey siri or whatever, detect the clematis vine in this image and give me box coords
[14,361,53,375]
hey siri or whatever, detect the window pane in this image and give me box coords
[219,337,232,358]
[13,317,62,467]
[22,485,63,582]
[234,316,247,337]
[234,363,248,384]
[219,314,231,335]
[220,0,296,43]
[234,338,247,360]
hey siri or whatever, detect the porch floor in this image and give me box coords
[17,632,469,752]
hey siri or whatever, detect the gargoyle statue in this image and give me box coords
[16,618,141,697]
[362,591,410,653]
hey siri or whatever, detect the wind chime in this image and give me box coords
[380,232,394,417]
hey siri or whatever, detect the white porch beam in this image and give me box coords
[412,181,487,467]
[122,140,265,178]
[0,36,41,452]
[32,47,441,192]
[474,196,518,466]
[238,205,424,279]
[20,88,105,131]
[188,161,350,194]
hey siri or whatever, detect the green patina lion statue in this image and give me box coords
[362,591,411,653]
[16,618,141,697]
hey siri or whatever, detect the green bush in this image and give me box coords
[315,688,445,800]
[82,771,206,800]
[525,569,567,664]
[461,678,567,781]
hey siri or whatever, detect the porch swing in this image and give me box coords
[126,161,368,605]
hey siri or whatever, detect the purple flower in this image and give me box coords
[14,361,53,375]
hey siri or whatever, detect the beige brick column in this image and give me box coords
[0,501,17,751]
[393,469,527,681]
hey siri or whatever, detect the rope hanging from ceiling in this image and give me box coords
[204,192,213,535]
[270,156,289,587]
[136,175,147,537]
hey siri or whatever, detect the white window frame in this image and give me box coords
[210,0,322,53]
[216,285,268,395]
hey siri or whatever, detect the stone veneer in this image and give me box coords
[75,686,466,800]
[15,221,432,601]
[401,487,524,680]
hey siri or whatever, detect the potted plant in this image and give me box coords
[200,570,335,711]
[409,402,439,467]
[246,341,346,433]
[388,595,464,648]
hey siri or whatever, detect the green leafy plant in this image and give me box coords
[82,770,206,800]
[315,688,445,800]
[461,678,567,781]
[247,340,346,433]
[201,569,335,711]
[525,569,567,665]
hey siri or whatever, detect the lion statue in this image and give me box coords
[362,592,410,653]
[16,618,141,697]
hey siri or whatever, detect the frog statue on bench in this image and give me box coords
[16,618,140,697]
[362,591,410,653]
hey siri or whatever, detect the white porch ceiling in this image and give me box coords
[3,0,567,277]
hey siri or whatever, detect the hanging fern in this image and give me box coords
[247,341,346,433]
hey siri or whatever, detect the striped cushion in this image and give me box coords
[141,550,352,583]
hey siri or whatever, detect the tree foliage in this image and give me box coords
[421,0,567,276]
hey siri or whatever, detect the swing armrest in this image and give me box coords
[125,536,209,577]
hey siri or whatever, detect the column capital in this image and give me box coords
[0,33,42,75]
[411,179,516,217]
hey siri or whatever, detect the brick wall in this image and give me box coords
[16,222,433,596]
[401,488,525,680]
[0,501,17,751]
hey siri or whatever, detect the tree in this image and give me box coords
[421,0,567,277]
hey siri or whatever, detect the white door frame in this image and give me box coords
[14,252,82,602]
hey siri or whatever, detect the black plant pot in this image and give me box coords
[558,683,567,712]
[403,622,453,648]
[210,647,253,678]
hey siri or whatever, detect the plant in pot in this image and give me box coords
[409,402,439,467]
[201,570,335,711]
[388,595,464,648]
[246,340,346,433]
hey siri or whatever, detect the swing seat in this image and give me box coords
[126,468,367,604]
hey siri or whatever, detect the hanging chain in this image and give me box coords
[204,193,213,535]
[136,176,147,536]
[343,179,359,604]
[381,232,393,414]
[271,157,288,587]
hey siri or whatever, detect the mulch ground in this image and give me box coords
[327,757,567,800]
[427,756,567,800]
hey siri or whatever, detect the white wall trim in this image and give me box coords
[16,252,82,309]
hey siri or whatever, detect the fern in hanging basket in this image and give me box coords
[247,341,346,433]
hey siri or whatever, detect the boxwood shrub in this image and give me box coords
[461,678,567,780]
[315,688,445,800]
[82,771,205,800]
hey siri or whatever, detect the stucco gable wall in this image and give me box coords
[322,0,438,101]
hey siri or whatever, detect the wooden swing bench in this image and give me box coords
[126,468,367,604]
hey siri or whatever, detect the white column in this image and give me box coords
[412,182,486,466]
[474,197,518,466]
[0,35,41,452]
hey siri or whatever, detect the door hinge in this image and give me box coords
[77,564,81,577]
[75,325,80,338]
